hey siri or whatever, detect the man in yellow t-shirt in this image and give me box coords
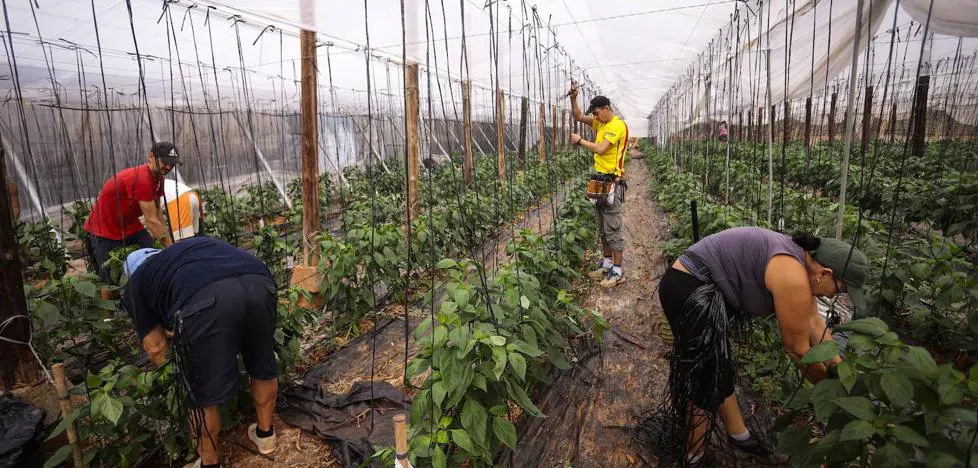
[569,83,629,288]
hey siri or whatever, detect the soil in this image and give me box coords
[508,154,676,467]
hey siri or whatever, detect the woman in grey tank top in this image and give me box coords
[649,227,869,466]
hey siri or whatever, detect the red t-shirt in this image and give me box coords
[84,165,164,240]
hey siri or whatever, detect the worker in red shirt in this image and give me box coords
[84,141,177,281]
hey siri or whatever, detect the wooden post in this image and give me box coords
[53,364,83,468]
[538,102,546,162]
[0,138,37,390]
[290,27,323,307]
[405,64,421,217]
[804,97,813,148]
[747,109,753,143]
[560,110,567,150]
[551,104,558,159]
[828,91,838,144]
[393,414,409,468]
[518,96,528,170]
[299,29,319,264]
[782,102,791,145]
[861,86,874,156]
[496,88,506,180]
[463,80,474,185]
[911,75,930,157]
[889,103,897,143]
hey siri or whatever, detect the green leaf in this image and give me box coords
[520,295,531,309]
[834,396,877,421]
[493,417,518,450]
[436,258,459,269]
[46,408,81,441]
[505,380,544,418]
[839,419,876,441]
[881,372,914,407]
[775,425,812,457]
[509,352,527,381]
[801,341,841,364]
[810,379,844,423]
[450,429,477,454]
[472,374,487,392]
[92,392,124,425]
[433,325,448,348]
[492,347,508,380]
[489,405,508,416]
[489,335,506,347]
[73,280,98,299]
[837,317,889,337]
[43,445,73,468]
[432,380,448,407]
[461,398,488,447]
[837,360,857,392]
[35,301,61,326]
[926,451,961,468]
[452,287,470,307]
[511,341,544,358]
[890,425,929,447]
[432,445,447,468]
[938,382,963,406]
[873,443,911,468]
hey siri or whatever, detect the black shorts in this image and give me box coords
[658,267,735,410]
[87,231,155,282]
[175,274,278,408]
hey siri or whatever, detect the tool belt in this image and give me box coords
[586,173,616,200]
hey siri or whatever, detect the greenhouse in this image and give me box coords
[0,0,976,467]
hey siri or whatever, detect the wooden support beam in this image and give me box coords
[861,86,874,156]
[405,63,421,220]
[747,109,753,143]
[889,103,897,143]
[538,103,546,162]
[911,75,929,157]
[551,104,558,159]
[518,96,528,169]
[828,91,838,144]
[290,27,323,298]
[496,88,506,180]
[0,134,37,390]
[561,110,568,150]
[782,102,791,145]
[804,97,813,149]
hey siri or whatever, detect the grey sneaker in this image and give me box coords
[600,269,625,288]
[248,423,277,455]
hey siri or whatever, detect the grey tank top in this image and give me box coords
[678,227,805,318]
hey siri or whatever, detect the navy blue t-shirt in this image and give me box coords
[121,237,273,338]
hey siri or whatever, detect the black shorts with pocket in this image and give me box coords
[658,267,735,410]
[175,274,278,408]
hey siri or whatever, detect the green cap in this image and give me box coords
[811,238,869,311]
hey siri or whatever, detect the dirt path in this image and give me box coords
[512,154,675,467]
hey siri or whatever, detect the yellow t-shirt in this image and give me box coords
[591,116,629,176]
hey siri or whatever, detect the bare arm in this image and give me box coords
[570,134,612,154]
[569,83,593,126]
[142,324,170,367]
[139,199,173,247]
[766,255,839,383]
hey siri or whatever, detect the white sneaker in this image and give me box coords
[248,423,277,455]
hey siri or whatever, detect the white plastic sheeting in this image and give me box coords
[647,0,978,143]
